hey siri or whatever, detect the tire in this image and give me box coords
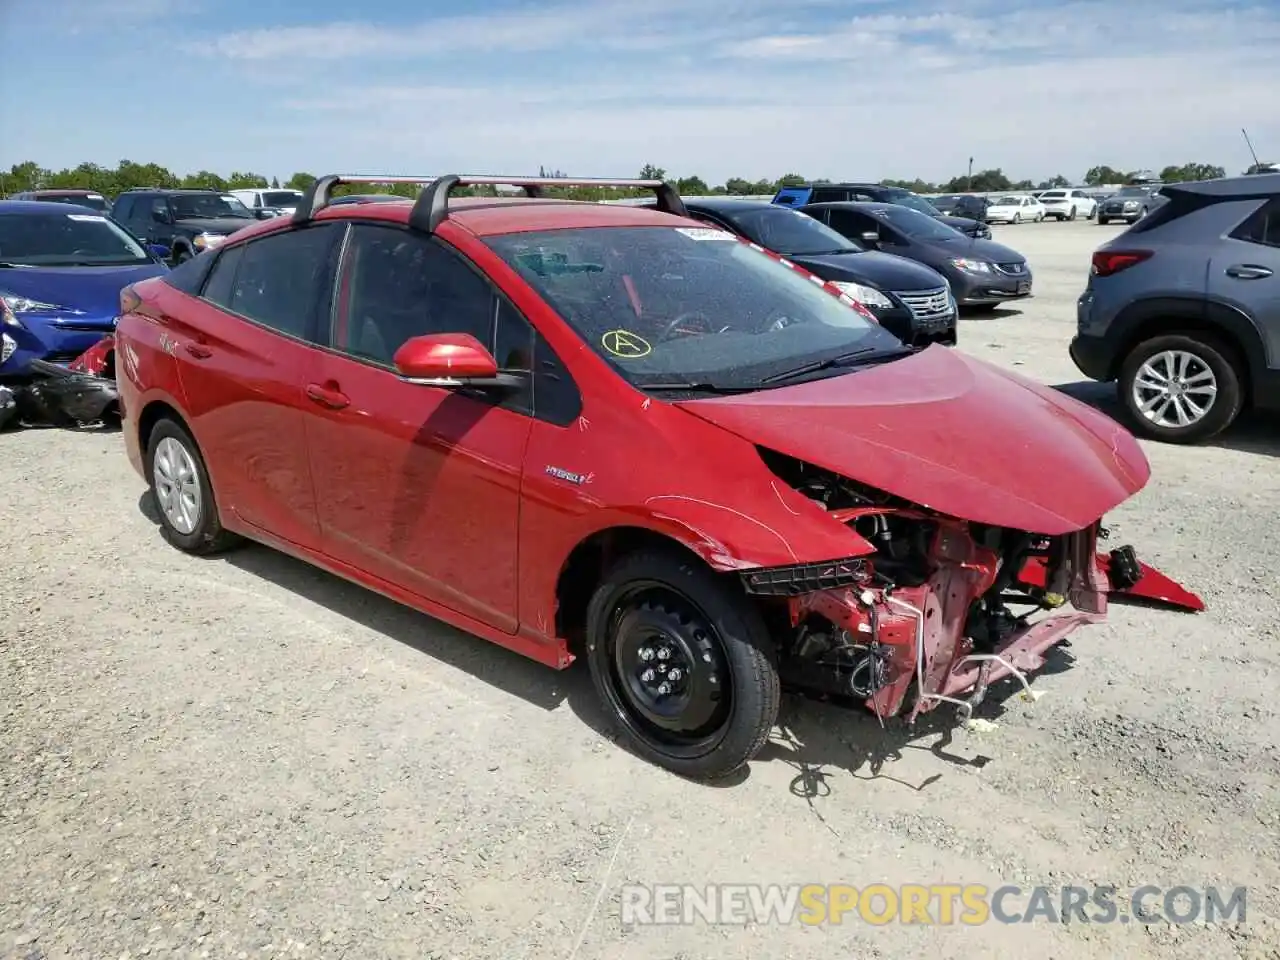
[1012,213,1021,224]
[144,417,240,554]
[1098,217,1110,225]
[1067,206,1077,221]
[1118,333,1244,444]
[171,247,191,266]
[584,547,780,780]
[1035,212,1044,222]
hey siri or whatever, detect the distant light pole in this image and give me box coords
[966,157,974,192]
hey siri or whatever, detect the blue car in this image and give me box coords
[0,200,169,379]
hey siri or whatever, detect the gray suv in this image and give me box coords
[1097,184,1167,225]
[1070,174,1280,443]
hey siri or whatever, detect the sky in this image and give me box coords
[2,0,1278,187]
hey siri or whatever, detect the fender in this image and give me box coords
[1110,295,1269,381]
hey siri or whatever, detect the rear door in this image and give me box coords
[302,221,536,632]
[1211,198,1280,368]
[178,221,344,549]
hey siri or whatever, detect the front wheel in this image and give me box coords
[585,548,780,779]
[1118,334,1243,444]
[1067,206,1077,221]
[1012,213,1022,224]
[1098,216,1110,225]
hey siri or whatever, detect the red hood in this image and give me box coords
[675,346,1150,535]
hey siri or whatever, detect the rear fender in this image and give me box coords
[1111,296,1266,388]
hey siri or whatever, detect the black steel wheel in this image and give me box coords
[585,549,779,779]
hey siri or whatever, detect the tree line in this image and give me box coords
[0,159,1238,203]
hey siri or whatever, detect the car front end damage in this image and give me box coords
[738,458,1200,725]
[4,335,119,428]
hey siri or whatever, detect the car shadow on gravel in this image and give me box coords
[752,642,1078,804]
[1053,380,1280,458]
[959,305,1024,320]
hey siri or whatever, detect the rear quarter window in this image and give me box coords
[162,247,217,293]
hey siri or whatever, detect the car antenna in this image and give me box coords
[1242,128,1262,169]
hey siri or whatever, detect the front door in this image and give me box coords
[1209,199,1280,368]
[302,222,535,632]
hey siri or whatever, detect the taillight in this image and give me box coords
[119,284,141,315]
[1091,249,1152,277]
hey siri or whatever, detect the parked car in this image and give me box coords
[227,187,306,219]
[645,197,956,346]
[109,188,258,264]
[328,193,410,206]
[1037,189,1098,221]
[801,201,1033,312]
[10,189,112,215]
[0,200,168,377]
[984,195,1046,224]
[1070,173,1280,443]
[772,182,992,239]
[1246,162,1280,175]
[932,194,989,220]
[1097,184,1167,225]
[113,172,1184,779]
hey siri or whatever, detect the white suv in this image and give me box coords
[227,188,305,217]
[1037,188,1097,221]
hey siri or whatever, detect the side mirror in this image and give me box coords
[394,332,515,388]
[151,209,172,224]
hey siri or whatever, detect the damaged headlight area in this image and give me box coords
[747,447,1194,726]
[5,335,120,429]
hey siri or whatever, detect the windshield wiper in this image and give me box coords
[641,382,756,395]
[761,345,916,385]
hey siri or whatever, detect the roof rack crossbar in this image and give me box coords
[292,174,688,230]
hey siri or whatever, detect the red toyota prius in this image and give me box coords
[114,174,1200,779]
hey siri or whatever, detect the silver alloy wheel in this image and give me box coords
[153,436,202,534]
[1132,349,1218,430]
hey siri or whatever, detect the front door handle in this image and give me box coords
[1225,264,1273,279]
[185,343,212,359]
[305,382,350,410]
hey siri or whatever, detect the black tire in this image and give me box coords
[1118,334,1244,444]
[1098,217,1110,225]
[1067,206,1077,221]
[584,548,780,779]
[171,247,192,266]
[144,417,240,554]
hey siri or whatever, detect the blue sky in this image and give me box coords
[3,0,1278,185]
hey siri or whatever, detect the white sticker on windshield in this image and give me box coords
[66,214,106,222]
[675,227,736,241]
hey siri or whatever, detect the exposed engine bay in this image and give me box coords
[747,448,1203,723]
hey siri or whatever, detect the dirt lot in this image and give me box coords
[3,218,1279,960]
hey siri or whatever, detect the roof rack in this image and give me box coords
[292,174,688,231]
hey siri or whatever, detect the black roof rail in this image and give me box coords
[292,174,688,230]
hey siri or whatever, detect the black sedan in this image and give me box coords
[932,194,989,221]
[643,197,957,346]
[800,201,1033,311]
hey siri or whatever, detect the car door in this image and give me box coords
[179,221,344,550]
[1210,198,1280,366]
[301,221,537,633]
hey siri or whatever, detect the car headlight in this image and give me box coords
[192,232,227,250]
[949,258,992,273]
[1,332,15,363]
[1,292,71,318]
[830,281,893,309]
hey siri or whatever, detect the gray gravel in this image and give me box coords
[3,219,1279,959]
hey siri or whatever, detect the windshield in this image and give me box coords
[869,205,963,241]
[262,190,303,207]
[722,206,858,256]
[170,193,254,220]
[1040,191,1066,199]
[994,196,1022,205]
[483,226,903,390]
[0,211,152,266]
[40,194,110,213]
[883,189,941,216]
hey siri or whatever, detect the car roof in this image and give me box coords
[225,195,696,242]
[681,197,778,214]
[801,200,899,214]
[0,199,102,215]
[25,189,101,196]
[1163,173,1280,200]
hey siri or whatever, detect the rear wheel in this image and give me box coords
[1067,206,1077,221]
[1012,213,1022,224]
[171,247,191,266]
[1118,334,1244,444]
[1098,216,1110,225]
[585,548,780,779]
[145,417,240,553]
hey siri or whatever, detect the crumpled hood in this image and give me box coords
[675,346,1150,535]
[0,263,168,319]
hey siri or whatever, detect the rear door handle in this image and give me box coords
[1225,264,1273,279]
[185,343,212,359]
[305,382,351,410]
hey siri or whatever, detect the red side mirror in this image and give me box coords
[393,333,499,383]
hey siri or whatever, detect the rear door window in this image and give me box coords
[1234,199,1280,248]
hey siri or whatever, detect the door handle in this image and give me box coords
[185,343,212,359]
[1225,264,1273,279]
[305,382,350,410]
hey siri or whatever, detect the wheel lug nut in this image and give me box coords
[702,653,712,663]
[657,682,671,695]
[657,648,670,660]
[641,668,655,682]
[668,668,683,681]
[639,647,654,661]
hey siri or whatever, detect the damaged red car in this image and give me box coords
[114,175,1201,779]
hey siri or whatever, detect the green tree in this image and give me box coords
[638,164,667,181]
[181,170,228,190]
[1158,162,1226,183]
[1037,174,1071,189]
[676,175,709,195]
[270,176,280,188]
[774,173,807,188]
[286,172,316,191]
[1083,165,1125,186]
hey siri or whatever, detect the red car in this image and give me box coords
[114,174,1201,779]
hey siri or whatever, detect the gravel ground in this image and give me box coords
[2,218,1279,960]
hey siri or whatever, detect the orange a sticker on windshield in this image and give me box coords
[601,329,651,358]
